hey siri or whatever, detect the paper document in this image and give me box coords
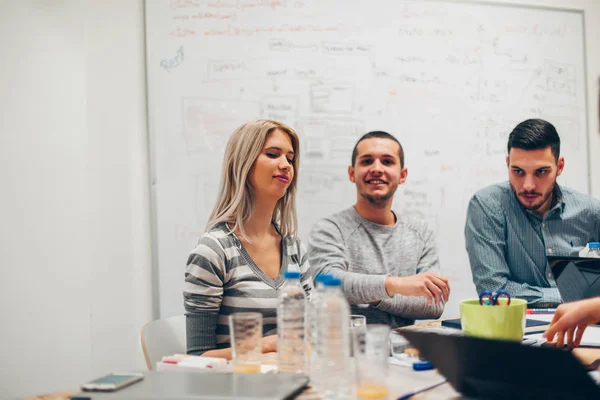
[527,325,600,347]
[155,354,278,374]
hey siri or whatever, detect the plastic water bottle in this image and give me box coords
[579,242,600,258]
[277,271,308,374]
[308,274,333,385]
[314,277,352,399]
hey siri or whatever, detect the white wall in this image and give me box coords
[0,1,152,398]
[0,2,93,397]
[83,0,153,379]
[0,0,598,398]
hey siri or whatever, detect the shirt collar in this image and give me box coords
[552,184,565,208]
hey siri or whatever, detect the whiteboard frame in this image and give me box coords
[143,0,162,319]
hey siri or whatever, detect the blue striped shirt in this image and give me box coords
[465,182,600,307]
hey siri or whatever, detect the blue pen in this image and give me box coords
[396,379,448,400]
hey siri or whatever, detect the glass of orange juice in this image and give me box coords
[355,324,390,400]
[229,312,262,374]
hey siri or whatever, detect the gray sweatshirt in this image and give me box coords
[308,206,444,328]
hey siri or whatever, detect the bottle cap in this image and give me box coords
[315,273,333,284]
[323,277,342,287]
[284,271,301,279]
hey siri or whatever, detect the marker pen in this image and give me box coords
[526,308,556,314]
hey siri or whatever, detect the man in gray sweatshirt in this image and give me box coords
[308,131,450,328]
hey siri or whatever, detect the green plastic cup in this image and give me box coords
[459,298,527,341]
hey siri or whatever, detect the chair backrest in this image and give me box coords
[141,314,186,370]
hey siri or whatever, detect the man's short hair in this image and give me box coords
[507,119,561,161]
[351,131,405,168]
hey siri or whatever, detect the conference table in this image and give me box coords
[27,320,600,400]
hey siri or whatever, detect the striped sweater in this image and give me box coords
[184,222,312,355]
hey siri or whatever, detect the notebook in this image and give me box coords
[401,330,600,400]
[70,371,309,400]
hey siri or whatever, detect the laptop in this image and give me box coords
[401,330,600,400]
[70,371,309,400]
[548,256,600,302]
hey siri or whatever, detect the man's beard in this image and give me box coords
[510,181,555,212]
[360,191,395,207]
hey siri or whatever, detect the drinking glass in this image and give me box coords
[355,324,390,400]
[350,314,367,357]
[229,312,262,373]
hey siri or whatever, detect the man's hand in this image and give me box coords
[385,272,450,305]
[261,334,278,353]
[543,297,600,348]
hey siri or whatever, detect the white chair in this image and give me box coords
[141,314,186,370]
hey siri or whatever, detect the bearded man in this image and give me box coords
[465,119,600,308]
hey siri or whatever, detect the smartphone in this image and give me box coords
[80,372,144,391]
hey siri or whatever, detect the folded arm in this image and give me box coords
[375,228,445,319]
[184,235,226,355]
[308,218,447,319]
[308,219,391,304]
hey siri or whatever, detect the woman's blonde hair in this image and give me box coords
[205,119,300,240]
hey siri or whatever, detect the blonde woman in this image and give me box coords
[184,119,312,358]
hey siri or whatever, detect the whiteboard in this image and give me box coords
[145,0,589,318]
